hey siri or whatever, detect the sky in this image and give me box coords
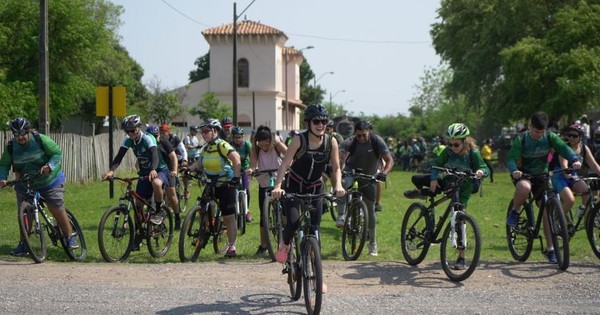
[111,0,442,117]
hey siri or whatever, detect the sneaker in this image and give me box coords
[404,189,422,199]
[375,202,382,212]
[225,244,237,257]
[254,245,268,256]
[150,212,164,225]
[67,235,80,249]
[506,209,520,226]
[174,215,181,231]
[10,242,28,257]
[544,250,558,264]
[454,257,466,270]
[368,243,378,256]
[246,212,253,223]
[276,241,290,263]
[335,215,346,228]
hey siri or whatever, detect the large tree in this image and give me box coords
[189,52,210,83]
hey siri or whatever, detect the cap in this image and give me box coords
[159,124,170,132]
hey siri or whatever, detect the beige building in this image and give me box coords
[174,20,308,132]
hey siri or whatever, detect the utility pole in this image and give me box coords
[39,0,49,133]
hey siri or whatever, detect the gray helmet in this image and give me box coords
[10,117,31,132]
[231,126,244,135]
[122,115,142,130]
[446,123,470,139]
[199,118,222,130]
[303,104,328,121]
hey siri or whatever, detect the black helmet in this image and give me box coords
[303,104,328,121]
[190,126,199,132]
[568,123,585,136]
[221,117,233,125]
[122,115,142,130]
[200,118,222,130]
[10,117,30,132]
[326,120,335,127]
[231,126,244,135]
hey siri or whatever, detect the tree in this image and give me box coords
[300,59,324,105]
[190,92,231,121]
[140,77,183,125]
[189,52,210,83]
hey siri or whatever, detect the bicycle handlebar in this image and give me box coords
[282,192,333,200]
[342,170,381,183]
[251,169,278,177]
[431,166,479,179]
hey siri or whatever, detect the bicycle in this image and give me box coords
[584,178,600,259]
[505,169,571,270]
[5,174,87,263]
[178,171,227,262]
[401,166,482,282]
[281,192,329,315]
[98,176,174,262]
[339,169,373,261]
[253,168,282,261]
[175,174,189,214]
[235,183,248,236]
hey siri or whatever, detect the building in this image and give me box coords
[174,20,308,132]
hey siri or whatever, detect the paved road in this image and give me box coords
[1,259,599,314]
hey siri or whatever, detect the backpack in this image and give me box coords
[7,132,44,160]
[200,139,232,166]
[347,134,381,158]
[294,131,331,162]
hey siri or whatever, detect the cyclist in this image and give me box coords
[481,138,494,183]
[404,123,488,269]
[102,115,170,229]
[219,117,234,142]
[186,118,242,257]
[551,123,600,225]
[506,111,581,263]
[184,126,202,164]
[0,117,79,255]
[248,125,287,256]
[159,124,188,170]
[229,126,253,222]
[146,125,181,230]
[271,104,345,266]
[337,120,394,256]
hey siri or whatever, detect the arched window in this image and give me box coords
[237,58,249,88]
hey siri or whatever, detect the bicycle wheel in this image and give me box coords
[400,203,431,265]
[328,197,338,221]
[341,198,368,261]
[263,195,283,262]
[147,204,174,258]
[177,178,189,214]
[237,191,247,235]
[18,202,47,263]
[288,236,302,301]
[547,197,570,270]
[585,203,600,259]
[179,205,209,262]
[302,236,323,315]
[440,212,481,282]
[505,199,534,261]
[212,202,226,255]
[98,205,133,262]
[60,209,87,262]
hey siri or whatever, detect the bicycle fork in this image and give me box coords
[450,204,467,250]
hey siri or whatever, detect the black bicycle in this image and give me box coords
[401,166,482,282]
[339,169,373,261]
[5,175,86,263]
[98,176,173,262]
[505,170,570,270]
[253,168,282,262]
[281,192,329,315]
[584,177,600,259]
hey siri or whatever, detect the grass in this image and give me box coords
[1,166,599,264]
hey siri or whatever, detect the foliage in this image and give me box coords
[189,52,210,83]
[300,59,324,105]
[189,92,232,121]
[140,77,183,125]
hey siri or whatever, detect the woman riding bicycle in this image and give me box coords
[271,104,345,267]
[404,123,488,269]
[186,118,242,257]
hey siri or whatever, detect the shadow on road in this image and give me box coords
[157,293,305,315]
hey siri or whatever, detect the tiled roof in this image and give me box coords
[202,20,286,38]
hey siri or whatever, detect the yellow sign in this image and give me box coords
[96,86,126,116]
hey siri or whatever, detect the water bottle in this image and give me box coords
[576,204,586,218]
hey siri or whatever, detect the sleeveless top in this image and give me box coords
[257,146,282,188]
[288,132,330,184]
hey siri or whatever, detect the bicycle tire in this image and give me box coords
[18,202,47,263]
[98,205,133,262]
[400,202,431,265]
[288,236,302,301]
[302,236,323,315]
[505,199,534,261]
[341,198,368,261]
[263,195,282,262]
[178,205,209,262]
[147,204,174,258]
[440,212,481,282]
[547,197,570,270]
[586,203,600,259]
[237,190,247,235]
[61,209,87,262]
[177,178,189,214]
[211,201,225,255]
[328,197,338,221]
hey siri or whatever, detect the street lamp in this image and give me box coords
[285,45,314,129]
[328,89,346,116]
[313,71,334,87]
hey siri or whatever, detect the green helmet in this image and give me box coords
[446,123,470,139]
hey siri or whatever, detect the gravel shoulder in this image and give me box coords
[1,259,599,314]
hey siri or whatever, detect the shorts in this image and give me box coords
[551,173,581,193]
[16,183,65,209]
[136,170,170,200]
[513,175,547,201]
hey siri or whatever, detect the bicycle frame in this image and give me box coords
[568,176,599,233]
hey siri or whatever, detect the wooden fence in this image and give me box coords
[0,131,137,183]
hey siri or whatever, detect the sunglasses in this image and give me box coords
[125,129,137,134]
[311,119,328,125]
[201,129,212,134]
[12,131,28,137]
[448,142,462,148]
[355,133,368,139]
[567,134,580,138]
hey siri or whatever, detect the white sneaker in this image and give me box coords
[368,243,378,256]
[335,215,345,228]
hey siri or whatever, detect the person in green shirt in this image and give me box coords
[0,117,79,256]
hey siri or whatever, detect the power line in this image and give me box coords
[159,0,212,27]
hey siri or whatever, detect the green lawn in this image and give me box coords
[1,167,599,264]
